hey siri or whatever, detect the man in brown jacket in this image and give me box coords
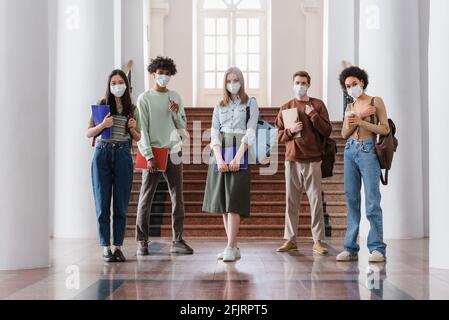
[275,71,332,255]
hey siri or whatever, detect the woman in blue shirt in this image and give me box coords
[202,67,260,262]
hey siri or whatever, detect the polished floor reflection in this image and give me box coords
[1,238,448,300]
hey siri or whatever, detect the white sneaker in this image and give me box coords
[369,251,386,263]
[218,248,241,260]
[336,250,358,262]
[222,247,238,262]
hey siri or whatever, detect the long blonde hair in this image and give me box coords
[220,67,249,107]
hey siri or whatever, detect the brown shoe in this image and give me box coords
[313,241,328,255]
[277,240,298,252]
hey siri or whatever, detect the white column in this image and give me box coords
[358,0,423,239]
[0,0,49,270]
[300,0,324,100]
[429,0,449,270]
[323,0,356,121]
[53,0,116,239]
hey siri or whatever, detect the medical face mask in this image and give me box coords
[293,85,308,98]
[227,82,241,95]
[110,84,127,98]
[156,74,171,88]
[348,85,364,99]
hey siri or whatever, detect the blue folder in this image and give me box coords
[215,147,249,172]
[91,105,111,140]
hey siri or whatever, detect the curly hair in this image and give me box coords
[147,56,178,75]
[339,66,369,91]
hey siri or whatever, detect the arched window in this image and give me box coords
[196,0,268,106]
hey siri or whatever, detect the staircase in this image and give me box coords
[126,107,347,239]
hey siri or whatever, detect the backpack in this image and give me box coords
[246,98,279,164]
[369,98,398,186]
[306,98,336,178]
[321,136,337,179]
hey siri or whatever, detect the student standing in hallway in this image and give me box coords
[135,56,193,256]
[202,67,260,262]
[87,69,141,262]
[275,71,332,255]
[337,66,390,263]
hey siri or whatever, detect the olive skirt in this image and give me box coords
[202,134,251,217]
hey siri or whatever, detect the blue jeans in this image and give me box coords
[91,141,134,247]
[343,138,386,256]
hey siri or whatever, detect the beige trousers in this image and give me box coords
[284,161,325,242]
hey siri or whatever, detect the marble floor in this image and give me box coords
[1,238,449,300]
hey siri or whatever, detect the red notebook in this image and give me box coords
[135,147,169,172]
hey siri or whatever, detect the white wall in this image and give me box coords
[0,0,50,270]
[122,0,150,100]
[323,0,356,121]
[165,0,194,105]
[157,0,314,107]
[271,0,306,107]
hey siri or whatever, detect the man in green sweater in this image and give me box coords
[136,56,194,256]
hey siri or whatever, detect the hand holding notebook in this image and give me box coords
[91,105,112,140]
[282,108,302,138]
[135,147,169,173]
[215,146,248,172]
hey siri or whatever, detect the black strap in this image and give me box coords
[380,170,389,186]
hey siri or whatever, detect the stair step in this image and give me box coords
[129,190,346,202]
[126,201,348,214]
[124,224,347,238]
[132,179,345,191]
[126,212,347,226]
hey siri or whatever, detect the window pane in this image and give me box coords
[205,72,216,89]
[203,0,227,9]
[216,54,228,71]
[248,54,259,71]
[236,18,247,35]
[248,19,260,35]
[217,72,225,88]
[216,18,228,35]
[205,54,216,71]
[248,36,259,53]
[238,0,261,9]
[249,72,260,89]
[236,54,248,71]
[204,18,216,35]
[204,36,216,53]
[243,73,249,87]
[216,36,228,53]
[235,36,248,53]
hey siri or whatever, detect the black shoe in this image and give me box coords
[103,249,115,263]
[170,240,194,255]
[136,241,150,256]
[113,249,126,263]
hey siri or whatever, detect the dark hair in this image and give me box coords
[100,69,134,118]
[339,66,369,90]
[293,71,311,85]
[147,56,178,76]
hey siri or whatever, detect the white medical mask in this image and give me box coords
[227,82,241,95]
[155,74,171,88]
[110,84,127,98]
[348,85,364,99]
[293,85,308,98]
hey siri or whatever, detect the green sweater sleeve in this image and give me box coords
[170,93,187,129]
[136,94,154,160]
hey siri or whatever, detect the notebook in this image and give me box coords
[91,105,111,140]
[135,147,169,172]
[282,108,302,138]
[215,147,249,172]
